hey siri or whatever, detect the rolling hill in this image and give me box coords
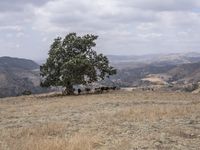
[167,62,200,84]
[0,57,48,98]
[108,53,200,89]
[109,52,200,69]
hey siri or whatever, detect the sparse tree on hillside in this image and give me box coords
[40,33,116,95]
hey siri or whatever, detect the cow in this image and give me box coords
[22,90,32,95]
[85,88,91,93]
[94,87,102,94]
[78,89,82,95]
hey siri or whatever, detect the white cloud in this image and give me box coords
[0,0,200,59]
[16,32,25,38]
[0,25,22,31]
[16,44,20,48]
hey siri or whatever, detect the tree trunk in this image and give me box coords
[63,84,74,95]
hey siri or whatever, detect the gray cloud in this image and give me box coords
[122,0,200,11]
[0,0,53,12]
[0,0,200,60]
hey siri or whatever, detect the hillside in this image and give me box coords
[0,56,39,70]
[0,57,48,97]
[107,53,200,90]
[0,91,199,150]
[111,64,176,87]
[167,62,200,83]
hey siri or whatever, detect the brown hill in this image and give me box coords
[167,62,200,83]
[0,57,48,98]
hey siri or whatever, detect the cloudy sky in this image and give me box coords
[0,0,200,60]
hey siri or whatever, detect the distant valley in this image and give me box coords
[108,52,200,92]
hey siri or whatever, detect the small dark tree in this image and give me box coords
[40,33,116,95]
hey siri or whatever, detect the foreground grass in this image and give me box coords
[0,91,200,150]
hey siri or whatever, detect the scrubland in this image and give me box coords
[0,91,200,150]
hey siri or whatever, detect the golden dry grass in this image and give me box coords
[0,91,200,150]
[113,104,199,122]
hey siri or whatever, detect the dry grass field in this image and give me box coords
[0,91,200,150]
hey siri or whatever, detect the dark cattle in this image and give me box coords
[22,90,32,95]
[85,88,91,93]
[95,86,118,94]
[111,86,117,90]
[95,88,102,94]
[103,87,109,91]
[105,87,109,91]
[78,89,81,94]
[100,87,105,91]
[101,87,109,92]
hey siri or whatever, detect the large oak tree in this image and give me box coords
[40,33,116,95]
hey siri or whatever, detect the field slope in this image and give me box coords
[0,91,200,150]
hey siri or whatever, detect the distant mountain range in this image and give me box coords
[108,52,200,69]
[108,53,200,91]
[0,57,49,98]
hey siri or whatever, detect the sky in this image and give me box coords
[0,0,200,60]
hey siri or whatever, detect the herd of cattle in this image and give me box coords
[22,86,119,96]
[75,86,118,95]
[22,86,157,96]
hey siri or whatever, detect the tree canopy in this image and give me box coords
[40,33,116,94]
